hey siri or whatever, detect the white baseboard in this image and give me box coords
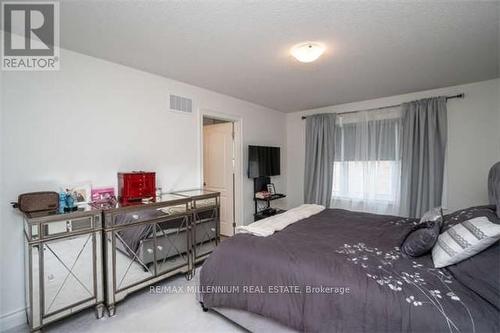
[0,307,27,331]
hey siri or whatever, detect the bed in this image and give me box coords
[198,206,500,332]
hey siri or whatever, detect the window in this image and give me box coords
[333,160,400,202]
[331,107,402,215]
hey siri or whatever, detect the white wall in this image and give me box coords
[498,79,500,132]
[286,79,500,211]
[0,66,5,328]
[0,49,286,329]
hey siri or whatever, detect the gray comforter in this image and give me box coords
[200,209,499,332]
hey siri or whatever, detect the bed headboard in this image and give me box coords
[488,161,500,217]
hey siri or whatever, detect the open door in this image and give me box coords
[203,121,234,236]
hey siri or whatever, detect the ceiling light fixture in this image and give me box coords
[291,42,325,63]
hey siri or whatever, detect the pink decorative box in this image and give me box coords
[91,187,115,203]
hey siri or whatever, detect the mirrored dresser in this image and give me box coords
[102,194,193,316]
[23,206,104,332]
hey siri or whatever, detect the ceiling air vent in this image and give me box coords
[169,94,193,113]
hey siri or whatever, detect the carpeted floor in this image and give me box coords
[5,272,245,333]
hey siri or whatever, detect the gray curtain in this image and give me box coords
[400,97,447,217]
[304,114,336,207]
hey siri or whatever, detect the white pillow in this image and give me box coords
[432,216,500,268]
[420,207,443,223]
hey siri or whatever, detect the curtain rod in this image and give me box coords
[301,93,464,120]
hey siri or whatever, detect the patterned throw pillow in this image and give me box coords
[432,216,500,268]
[442,205,498,231]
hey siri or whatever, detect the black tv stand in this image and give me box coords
[253,176,286,221]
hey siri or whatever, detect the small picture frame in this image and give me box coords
[66,182,92,206]
[91,187,116,204]
[267,183,276,195]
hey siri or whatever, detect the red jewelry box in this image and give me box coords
[118,171,156,205]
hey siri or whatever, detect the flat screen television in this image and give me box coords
[248,145,280,178]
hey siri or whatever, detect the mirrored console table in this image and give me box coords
[23,206,104,332]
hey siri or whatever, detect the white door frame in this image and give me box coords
[199,109,243,233]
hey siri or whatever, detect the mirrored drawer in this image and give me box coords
[25,219,40,241]
[42,217,93,238]
[112,205,189,227]
[113,209,166,227]
[191,197,218,210]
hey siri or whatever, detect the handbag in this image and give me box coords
[14,191,59,213]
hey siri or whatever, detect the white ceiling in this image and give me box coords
[59,1,499,112]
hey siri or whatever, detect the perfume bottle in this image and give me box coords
[156,187,162,201]
[65,190,76,212]
[59,191,67,213]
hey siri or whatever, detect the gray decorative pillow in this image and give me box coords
[401,221,441,257]
[401,207,443,258]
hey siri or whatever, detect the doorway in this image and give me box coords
[201,114,241,236]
